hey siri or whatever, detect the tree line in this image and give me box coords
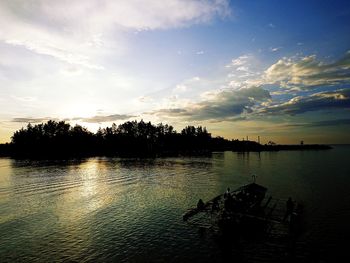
[3,120,263,158]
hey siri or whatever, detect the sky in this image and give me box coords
[1,0,350,144]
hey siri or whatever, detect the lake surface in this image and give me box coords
[1,146,350,262]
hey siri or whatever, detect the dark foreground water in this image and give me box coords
[1,146,350,262]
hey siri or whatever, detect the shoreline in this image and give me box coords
[0,143,332,159]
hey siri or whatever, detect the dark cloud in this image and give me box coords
[260,88,350,115]
[80,114,136,123]
[282,118,350,129]
[150,86,271,122]
[11,117,56,123]
[11,114,136,124]
[308,118,350,127]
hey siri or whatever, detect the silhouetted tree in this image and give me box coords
[6,119,279,158]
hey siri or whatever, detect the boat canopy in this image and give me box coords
[236,183,267,195]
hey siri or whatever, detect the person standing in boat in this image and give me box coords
[284,197,295,221]
[224,187,230,199]
[197,199,205,210]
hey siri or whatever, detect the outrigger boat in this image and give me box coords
[183,177,305,260]
[183,176,303,237]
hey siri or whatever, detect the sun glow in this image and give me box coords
[59,103,97,119]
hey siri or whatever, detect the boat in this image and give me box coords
[183,178,303,237]
[183,178,305,260]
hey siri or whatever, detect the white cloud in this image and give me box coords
[11,96,37,102]
[174,84,188,92]
[4,38,104,70]
[263,52,350,89]
[0,0,230,68]
[236,66,249,72]
[227,51,350,92]
[226,55,251,67]
[171,76,204,95]
[226,54,262,88]
[138,96,153,103]
[269,47,282,52]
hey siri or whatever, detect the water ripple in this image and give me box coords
[1,149,350,262]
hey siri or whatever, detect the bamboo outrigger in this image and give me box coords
[183,179,306,260]
[183,179,303,239]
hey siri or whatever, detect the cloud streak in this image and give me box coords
[281,118,350,129]
[79,114,136,123]
[307,118,350,127]
[12,117,57,123]
[11,114,136,124]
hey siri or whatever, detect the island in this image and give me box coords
[0,120,331,158]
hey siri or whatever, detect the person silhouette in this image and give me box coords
[224,187,231,199]
[284,197,294,221]
[197,199,205,210]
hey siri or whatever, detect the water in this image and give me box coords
[1,146,350,262]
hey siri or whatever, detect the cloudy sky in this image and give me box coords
[1,0,350,144]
